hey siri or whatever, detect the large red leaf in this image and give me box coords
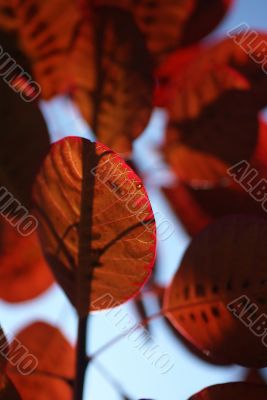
[7,322,74,400]
[73,5,153,155]
[33,137,156,316]
[165,215,267,367]
[0,219,54,303]
[189,382,267,399]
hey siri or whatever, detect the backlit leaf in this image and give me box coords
[163,173,267,237]
[7,322,74,400]
[94,0,232,63]
[0,0,17,31]
[33,137,156,316]
[189,382,267,400]
[73,5,153,155]
[0,2,153,154]
[0,0,83,99]
[180,0,233,47]
[163,65,259,186]
[0,219,54,303]
[0,327,21,399]
[165,215,267,367]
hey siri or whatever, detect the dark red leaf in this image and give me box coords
[165,215,267,367]
[189,382,267,399]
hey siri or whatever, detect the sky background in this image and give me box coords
[1,1,267,399]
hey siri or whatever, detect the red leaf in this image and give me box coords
[7,322,74,400]
[33,137,156,315]
[189,382,267,399]
[0,219,54,303]
[165,215,267,367]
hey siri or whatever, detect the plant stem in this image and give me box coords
[74,316,88,400]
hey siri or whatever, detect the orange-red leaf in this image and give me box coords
[93,0,232,63]
[0,219,54,303]
[33,137,156,315]
[73,6,153,155]
[7,322,74,400]
[165,215,267,367]
[163,64,259,186]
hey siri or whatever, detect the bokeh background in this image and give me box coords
[1,1,267,399]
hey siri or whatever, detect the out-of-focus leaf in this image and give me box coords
[163,172,267,237]
[0,2,153,154]
[74,5,153,155]
[0,0,83,99]
[206,31,267,107]
[154,44,201,107]
[180,0,233,47]
[163,65,259,186]
[162,183,211,237]
[0,376,21,400]
[165,215,267,367]
[33,137,156,316]
[0,77,50,207]
[189,383,267,399]
[0,219,54,303]
[0,0,17,31]
[7,322,74,400]
[0,326,21,399]
[94,0,232,63]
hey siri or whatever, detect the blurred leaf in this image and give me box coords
[163,65,259,186]
[94,0,232,63]
[0,219,54,303]
[163,174,267,237]
[0,0,17,31]
[0,326,21,399]
[189,383,267,399]
[162,184,212,237]
[33,137,156,316]
[165,215,267,367]
[7,322,74,400]
[0,1,153,154]
[206,31,267,107]
[0,77,50,207]
[180,0,233,47]
[74,5,153,155]
[0,0,83,99]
